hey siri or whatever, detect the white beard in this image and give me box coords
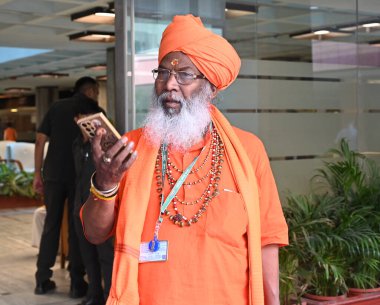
[143,83,214,152]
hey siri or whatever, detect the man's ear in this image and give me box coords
[210,85,218,99]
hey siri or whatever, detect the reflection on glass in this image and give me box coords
[132,0,380,194]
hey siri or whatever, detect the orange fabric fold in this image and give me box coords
[211,105,264,305]
[106,106,264,305]
[158,15,241,90]
[106,129,158,305]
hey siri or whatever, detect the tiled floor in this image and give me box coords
[0,208,80,305]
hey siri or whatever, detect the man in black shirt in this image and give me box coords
[33,77,99,297]
[73,106,114,305]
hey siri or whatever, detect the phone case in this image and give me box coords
[77,112,121,151]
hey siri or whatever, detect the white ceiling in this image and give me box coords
[0,0,114,93]
[0,0,380,96]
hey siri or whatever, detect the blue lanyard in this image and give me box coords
[150,143,205,250]
[159,144,203,220]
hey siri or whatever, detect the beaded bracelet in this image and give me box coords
[90,172,119,200]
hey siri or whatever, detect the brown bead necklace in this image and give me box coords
[155,127,225,227]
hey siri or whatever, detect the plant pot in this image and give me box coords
[348,287,380,297]
[0,195,42,209]
[302,292,380,305]
[304,293,347,302]
[302,293,347,305]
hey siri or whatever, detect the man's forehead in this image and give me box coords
[160,51,200,72]
[170,58,179,67]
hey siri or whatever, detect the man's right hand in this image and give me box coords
[33,172,44,195]
[83,127,137,244]
[34,132,48,195]
[91,127,138,191]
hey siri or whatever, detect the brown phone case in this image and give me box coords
[77,112,121,151]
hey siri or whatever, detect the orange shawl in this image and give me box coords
[106,105,263,305]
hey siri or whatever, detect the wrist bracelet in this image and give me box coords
[90,172,119,197]
[90,186,117,201]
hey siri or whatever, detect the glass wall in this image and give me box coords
[131,0,380,197]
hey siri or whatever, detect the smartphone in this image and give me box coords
[77,112,121,151]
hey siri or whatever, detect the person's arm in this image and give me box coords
[82,127,137,244]
[262,244,280,305]
[33,132,48,194]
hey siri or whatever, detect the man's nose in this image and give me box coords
[165,72,179,91]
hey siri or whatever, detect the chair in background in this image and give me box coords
[31,202,69,269]
[7,142,35,173]
[0,140,13,159]
[31,206,46,248]
[0,158,23,171]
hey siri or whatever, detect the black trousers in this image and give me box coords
[74,214,114,300]
[35,181,85,286]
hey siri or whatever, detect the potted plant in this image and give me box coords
[280,139,380,304]
[312,139,380,294]
[0,162,40,208]
[280,194,349,304]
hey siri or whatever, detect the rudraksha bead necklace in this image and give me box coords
[155,127,224,227]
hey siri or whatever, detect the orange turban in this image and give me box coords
[158,15,241,91]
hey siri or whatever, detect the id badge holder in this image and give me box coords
[139,240,168,263]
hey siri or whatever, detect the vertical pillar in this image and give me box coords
[35,86,58,128]
[97,80,108,112]
[114,0,129,134]
[106,47,116,122]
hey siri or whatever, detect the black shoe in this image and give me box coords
[70,281,88,298]
[34,279,56,295]
[79,297,105,305]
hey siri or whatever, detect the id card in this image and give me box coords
[139,240,169,263]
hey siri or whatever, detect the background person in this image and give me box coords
[33,76,99,297]
[82,15,288,305]
[73,104,114,305]
[3,121,17,141]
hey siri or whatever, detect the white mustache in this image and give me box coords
[158,92,184,105]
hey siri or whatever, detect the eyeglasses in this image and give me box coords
[152,68,205,85]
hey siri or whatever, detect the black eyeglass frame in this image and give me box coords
[152,68,205,85]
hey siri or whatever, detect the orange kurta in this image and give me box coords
[103,107,288,305]
[100,106,288,305]
[137,127,287,305]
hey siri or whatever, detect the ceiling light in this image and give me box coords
[71,7,115,24]
[291,29,351,40]
[68,31,115,43]
[10,108,18,113]
[4,87,31,94]
[33,72,69,78]
[362,23,380,28]
[225,2,257,18]
[96,75,107,81]
[367,79,380,84]
[339,25,358,32]
[314,30,330,35]
[338,20,380,32]
[86,64,107,71]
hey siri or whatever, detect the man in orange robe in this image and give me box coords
[82,14,288,305]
